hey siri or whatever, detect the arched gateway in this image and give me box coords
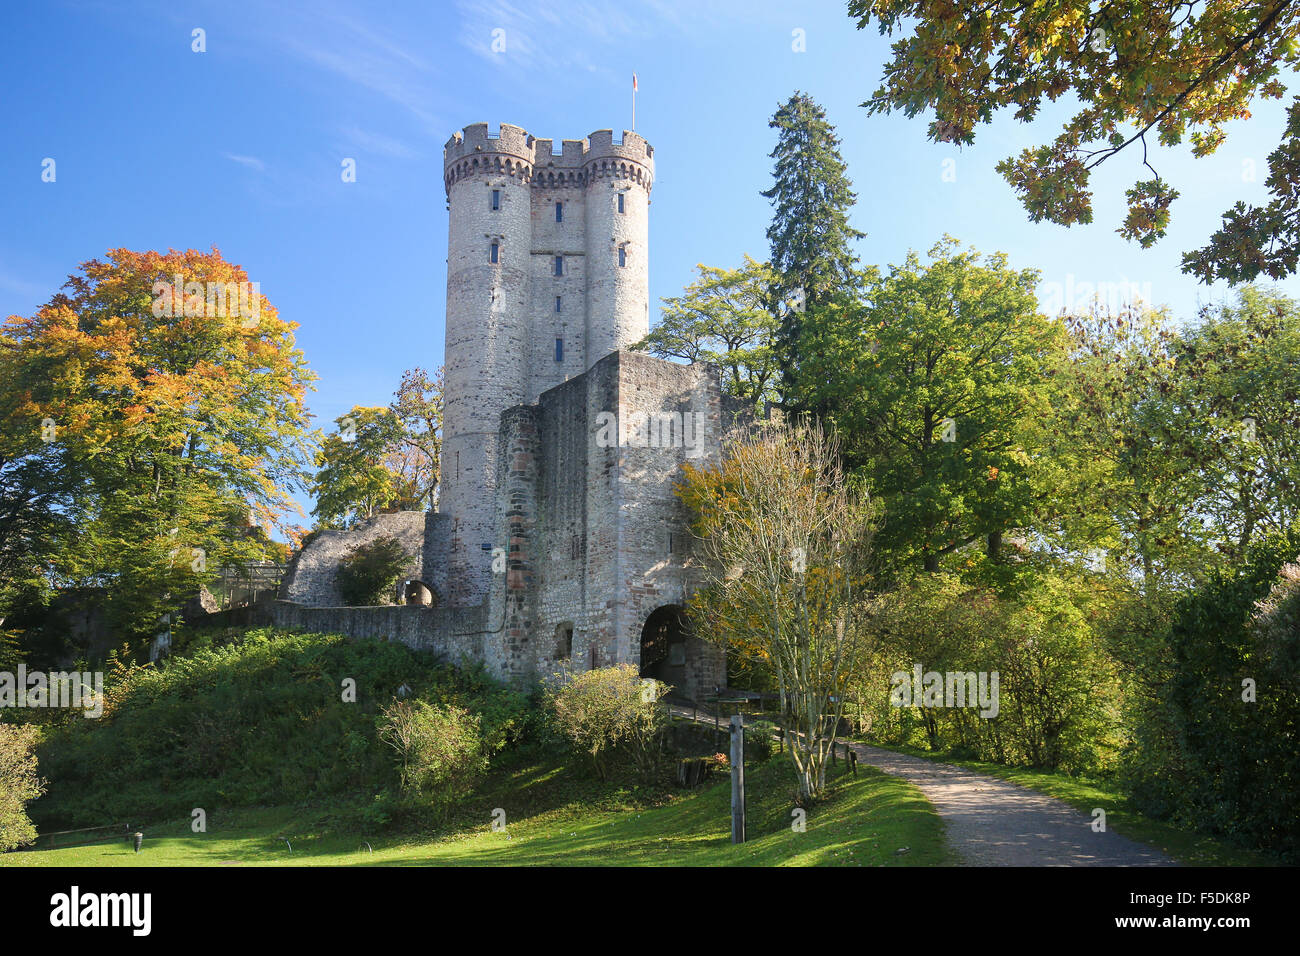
[639,605,721,702]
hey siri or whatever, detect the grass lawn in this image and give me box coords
[865,741,1277,867]
[4,749,953,868]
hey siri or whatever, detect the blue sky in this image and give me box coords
[3,0,1298,524]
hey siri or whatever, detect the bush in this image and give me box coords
[378,700,486,814]
[0,722,45,850]
[546,664,668,781]
[337,536,410,606]
[745,721,778,761]
[857,571,1123,774]
[1123,540,1300,861]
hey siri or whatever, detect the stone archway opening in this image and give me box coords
[640,604,691,689]
[401,579,439,607]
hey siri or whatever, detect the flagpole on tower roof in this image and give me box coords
[632,73,637,132]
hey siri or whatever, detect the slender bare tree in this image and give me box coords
[679,418,876,800]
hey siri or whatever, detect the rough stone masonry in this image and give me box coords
[277,123,727,701]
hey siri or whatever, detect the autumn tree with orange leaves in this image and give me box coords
[0,248,315,648]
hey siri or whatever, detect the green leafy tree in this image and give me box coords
[849,0,1300,282]
[389,366,443,509]
[0,410,78,625]
[632,257,781,410]
[1057,305,1212,592]
[762,92,867,395]
[0,248,315,644]
[861,571,1123,773]
[310,368,444,529]
[311,407,405,530]
[801,238,1068,574]
[1175,288,1300,558]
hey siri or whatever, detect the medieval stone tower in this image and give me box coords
[440,123,655,606]
[280,121,726,700]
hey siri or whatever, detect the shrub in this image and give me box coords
[336,536,410,606]
[745,721,778,762]
[378,700,486,814]
[0,722,45,850]
[1123,540,1300,861]
[546,664,667,781]
[857,571,1123,774]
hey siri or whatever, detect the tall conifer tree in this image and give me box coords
[762,92,865,403]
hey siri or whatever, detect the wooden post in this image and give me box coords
[730,714,745,844]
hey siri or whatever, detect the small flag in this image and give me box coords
[633,73,638,91]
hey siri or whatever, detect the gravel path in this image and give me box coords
[667,705,1173,865]
[848,743,1175,867]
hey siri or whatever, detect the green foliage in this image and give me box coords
[311,407,406,530]
[1122,537,1300,861]
[1055,305,1209,591]
[632,256,781,410]
[0,628,24,672]
[1051,288,1300,591]
[1184,96,1300,283]
[762,91,867,392]
[1173,288,1300,558]
[797,237,1065,576]
[378,699,487,814]
[0,722,45,850]
[30,627,530,829]
[0,250,314,648]
[859,571,1124,775]
[311,368,444,529]
[546,664,668,781]
[850,0,1300,281]
[678,420,876,800]
[336,536,410,606]
[745,721,777,762]
[389,366,443,511]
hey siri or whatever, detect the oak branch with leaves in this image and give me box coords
[850,0,1300,281]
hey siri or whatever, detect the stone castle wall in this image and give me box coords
[474,350,725,697]
[279,511,428,607]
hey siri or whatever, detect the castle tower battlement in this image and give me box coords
[439,122,654,606]
[443,124,654,181]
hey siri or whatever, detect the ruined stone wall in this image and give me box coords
[606,350,726,700]
[269,601,489,664]
[473,350,725,697]
[279,511,428,607]
[252,355,724,699]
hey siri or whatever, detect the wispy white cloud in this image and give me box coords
[224,153,267,172]
[453,0,764,71]
[0,261,54,300]
[285,37,439,131]
[337,125,419,160]
[272,3,443,134]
